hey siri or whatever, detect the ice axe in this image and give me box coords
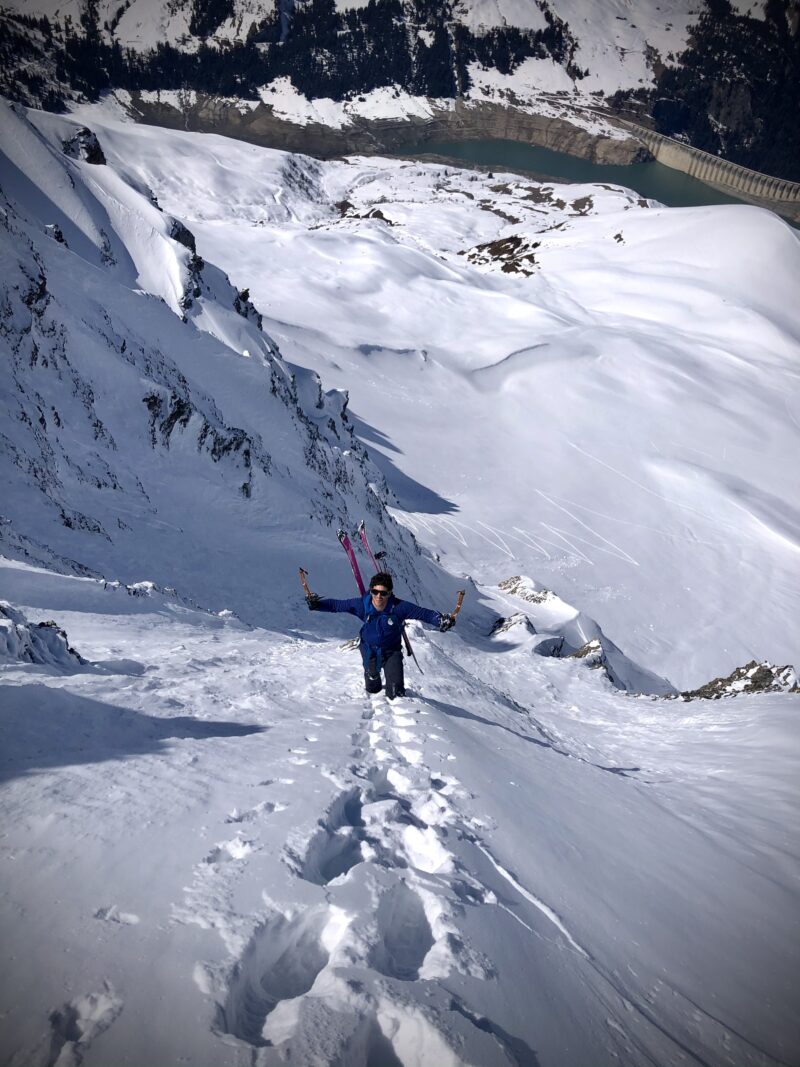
[298,567,313,598]
[452,590,466,619]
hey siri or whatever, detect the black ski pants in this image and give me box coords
[364,646,405,699]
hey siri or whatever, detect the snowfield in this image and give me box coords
[2,556,799,1067]
[1,95,799,1067]
[54,100,800,689]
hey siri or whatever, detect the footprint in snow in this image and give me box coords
[219,905,347,1049]
[205,835,257,865]
[226,800,280,824]
[93,905,140,925]
[369,881,435,981]
[44,982,123,1067]
[287,787,366,886]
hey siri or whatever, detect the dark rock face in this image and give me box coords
[129,94,648,168]
[61,127,106,165]
[169,219,197,253]
[45,223,67,246]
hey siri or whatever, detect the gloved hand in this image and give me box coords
[306,593,321,610]
[439,613,456,632]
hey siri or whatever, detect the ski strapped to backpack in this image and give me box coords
[357,520,421,671]
[304,526,464,677]
[337,528,366,595]
[358,520,379,573]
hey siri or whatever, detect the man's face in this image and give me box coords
[370,585,391,609]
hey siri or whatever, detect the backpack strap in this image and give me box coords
[360,593,396,672]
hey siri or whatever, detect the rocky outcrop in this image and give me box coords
[498,575,556,604]
[128,94,649,168]
[682,661,799,700]
[62,127,106,165]
[0,602,86,666]
[169,218,197,253]
[489,612,536,637]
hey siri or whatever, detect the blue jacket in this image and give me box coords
[315,593,442,664]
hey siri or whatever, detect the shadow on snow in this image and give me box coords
[0,683,267,783]
[349,413,459,516]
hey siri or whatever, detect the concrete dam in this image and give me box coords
[621,121,800,222]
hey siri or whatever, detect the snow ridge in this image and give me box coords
[0,99,436,617]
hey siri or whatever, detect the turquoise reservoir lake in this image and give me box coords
[395,138,751,212]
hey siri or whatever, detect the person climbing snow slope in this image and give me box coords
[307,571,456,699]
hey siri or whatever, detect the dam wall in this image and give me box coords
[618,120,800,214]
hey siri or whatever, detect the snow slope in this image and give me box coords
[1,553,798,1067]
[56,101,800,689]
[0,98,452,621]
[1,99,799,1067]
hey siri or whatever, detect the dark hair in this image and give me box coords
[369,571,393,591]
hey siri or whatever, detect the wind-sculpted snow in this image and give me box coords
[0,600,84,667]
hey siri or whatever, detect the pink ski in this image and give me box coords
[358,520,379,572]
[337,528,366,594]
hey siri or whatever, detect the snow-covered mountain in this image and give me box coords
[0,98,446,619]
[45,97,799,691]
[1,96,799,1067]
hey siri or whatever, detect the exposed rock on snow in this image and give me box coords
[462,232,541,275]
[61,127,106,165]
[497,577,676,696]
[498,575,555,604]
[569,637,605,662]
[682,660,799,701]
[0,601,85,666]
[45,222,67,245]
[488,611,536,637]
[554,633,676,696]
[168,218,196,253]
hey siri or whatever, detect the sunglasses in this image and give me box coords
[371,588,390,597]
